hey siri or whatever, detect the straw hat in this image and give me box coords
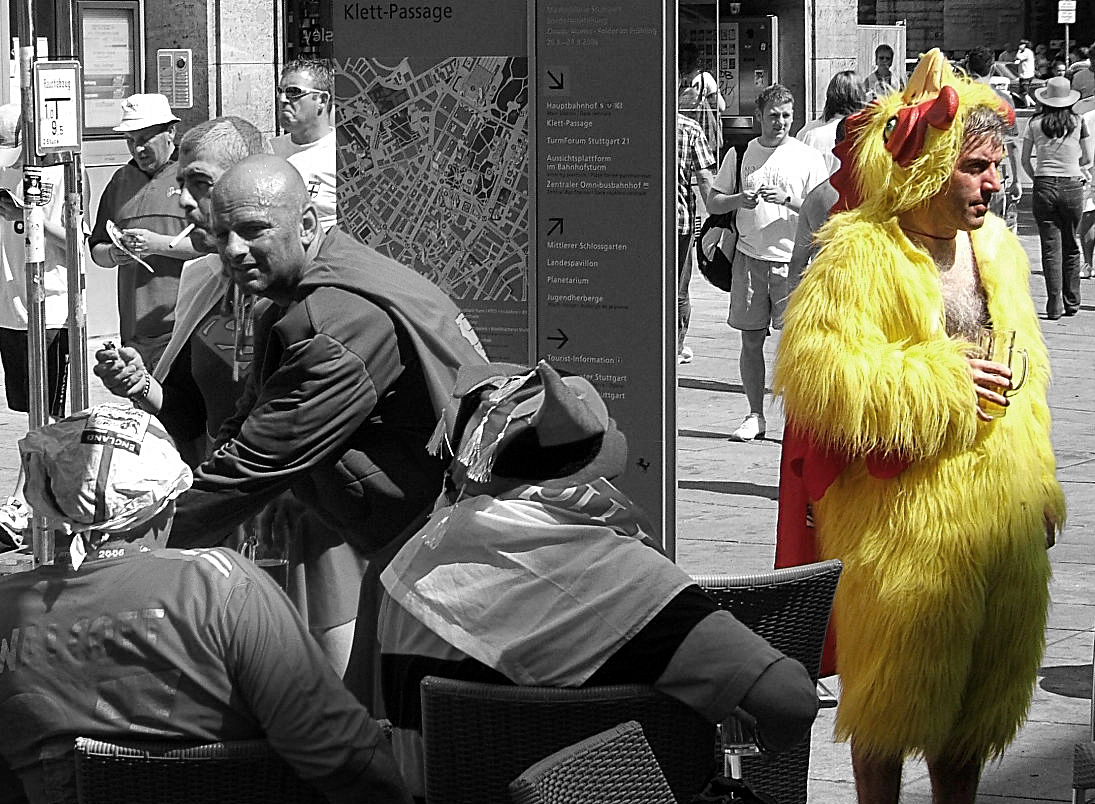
[112,93,180,132]
[1034,77,1081,108]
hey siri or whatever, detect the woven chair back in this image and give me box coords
[74,738,327,804]
[692,559,843,804]
[509,720,675,804]
[421,679,715,804]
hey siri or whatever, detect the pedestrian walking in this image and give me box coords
[1021,76,1091,317]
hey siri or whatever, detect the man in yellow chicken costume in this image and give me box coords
[773,49,1065,803]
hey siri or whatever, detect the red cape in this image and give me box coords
[776,419,909,677]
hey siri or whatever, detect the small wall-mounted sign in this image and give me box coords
[34,60,83,155]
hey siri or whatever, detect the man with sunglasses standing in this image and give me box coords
[273,60,338,231]
[90,94,201,372]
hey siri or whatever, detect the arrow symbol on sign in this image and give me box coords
[547,71,565,91]
[547,217,563,236]
[546,329,569,349]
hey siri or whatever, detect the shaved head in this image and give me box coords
[210,155,320,303]
[211,154,310,214]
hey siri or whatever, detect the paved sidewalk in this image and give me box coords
[675,211,1095,802]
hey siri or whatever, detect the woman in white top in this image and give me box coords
[797,71,866,174]
[1022,76,1092,318]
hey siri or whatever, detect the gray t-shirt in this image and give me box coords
[1024,115,1089,177]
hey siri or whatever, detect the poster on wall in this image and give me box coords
[718,23,740,115]
[76,2,141,134]
[334,3,529,363]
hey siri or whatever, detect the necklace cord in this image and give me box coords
[902,226,956,240]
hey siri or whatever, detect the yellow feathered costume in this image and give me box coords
[772,50,1065,764]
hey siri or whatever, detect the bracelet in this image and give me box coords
[129,373,151,404]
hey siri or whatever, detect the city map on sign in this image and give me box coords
[336,56,529,303]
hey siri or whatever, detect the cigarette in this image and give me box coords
[169,224,195,248]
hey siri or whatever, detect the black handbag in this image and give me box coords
[695,211,737,293]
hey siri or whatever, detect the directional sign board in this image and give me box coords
[34,61,83,155]
[1059,0,1076,24]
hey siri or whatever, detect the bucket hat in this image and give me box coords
[428,360,627,488]
[112,93,181,132]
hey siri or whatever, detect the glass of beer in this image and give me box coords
[976,327,1028,419]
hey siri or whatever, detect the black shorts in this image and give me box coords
[0,327,69,417]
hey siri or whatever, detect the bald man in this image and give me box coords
[165,155,487,704]
[93,118,370,679]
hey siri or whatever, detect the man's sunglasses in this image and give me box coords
[276,86,326,102]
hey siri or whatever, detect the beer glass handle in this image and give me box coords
[1009,348,1029,394]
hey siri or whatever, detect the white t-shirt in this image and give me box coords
[273,130,337,231]
[712,137,829,263]
[0,164,69,329]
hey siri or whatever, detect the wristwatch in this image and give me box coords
[783,194,792,206]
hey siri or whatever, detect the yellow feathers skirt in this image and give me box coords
[816,448,1051,764]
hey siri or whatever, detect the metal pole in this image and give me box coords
[1066,25,1071,66]
[64,156,88,412]
[17,0,52,567]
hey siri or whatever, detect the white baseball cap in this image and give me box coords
[113,93,181,133]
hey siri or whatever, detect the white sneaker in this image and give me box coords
[677,346,693,364]
[729,413,766,441]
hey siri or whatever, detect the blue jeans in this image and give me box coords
[1032,176,1084,315]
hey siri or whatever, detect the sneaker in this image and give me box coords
[677,346,693,364]
[1081,264,1093,279]
[729,413,766,441]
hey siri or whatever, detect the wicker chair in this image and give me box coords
[419,678,715,804]
[508,720,675,804]
[693,559,843,804]
[74,737,327,804]
[1071,632,1095,804]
